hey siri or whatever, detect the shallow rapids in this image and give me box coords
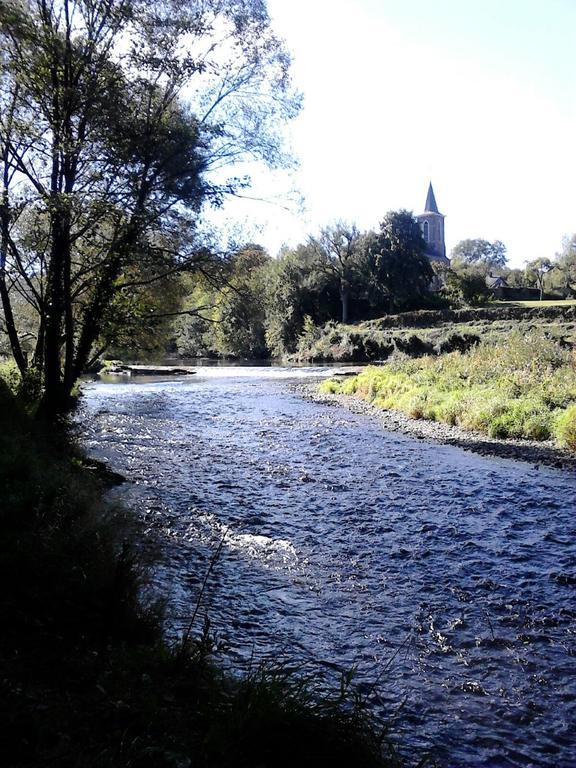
[80,367,576,767]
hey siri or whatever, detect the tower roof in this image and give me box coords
[424,182,439,214]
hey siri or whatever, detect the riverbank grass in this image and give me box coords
[490,299,576,308]
[321,333,576,448]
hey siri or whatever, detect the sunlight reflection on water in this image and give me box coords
[79,369,576,768]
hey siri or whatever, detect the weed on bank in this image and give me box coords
[321,333,576,448]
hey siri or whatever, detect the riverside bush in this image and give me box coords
[0,358,21,394]
[320,333,576,450]
[556,404,576,449]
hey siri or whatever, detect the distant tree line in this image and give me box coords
[171,210,436,359]
[166,225,576,361]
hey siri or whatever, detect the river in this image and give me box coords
[79,366,576,768]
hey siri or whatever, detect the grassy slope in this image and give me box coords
[490,299,576,307]
[321,333,576,448]
[295,305,576,363]
[0,379,400,768]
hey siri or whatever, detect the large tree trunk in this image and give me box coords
[72,256,122,382]
[0,201,27,373]
[1,148,27,373]
[0,272,27,373]
[340,284,350,324]
[41,204,72,415]
[72,220,139,382]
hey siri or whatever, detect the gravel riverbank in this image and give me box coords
[291,379,576,471]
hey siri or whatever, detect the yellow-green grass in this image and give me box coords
[490,299,576,308]
[321,332,576,450]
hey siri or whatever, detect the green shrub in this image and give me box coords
[319,380,341,395]
[321,333,576,450]
[0,358,21,394]
[555,404,576,449]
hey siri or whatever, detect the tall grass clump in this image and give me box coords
[556,404,576,450]
[321,332,576,449]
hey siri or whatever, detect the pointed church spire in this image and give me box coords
[424,182,439,213]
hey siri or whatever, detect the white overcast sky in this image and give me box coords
[210,0,576,268]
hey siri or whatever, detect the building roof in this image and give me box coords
[486,274,509,289]
[424,182,440,214]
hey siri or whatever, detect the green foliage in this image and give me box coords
[264,244,340,356]
[556,404,576,449]
[174,211,439,361]
[172,222,576,364]
[214,246,271,358]
[362,210,434,313]
[503,267,527,289]
[524,257,555,300]
[309,221,363,323]
[441,264,491,306]
[323,333,576,449]
[106,269,188,360]
[0,357,42,407]
[549,235,576,298]
[0,358,20,394]
[297,315,324,357]
[175,245,273,359]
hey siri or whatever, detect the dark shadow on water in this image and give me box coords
[439,435,575,471]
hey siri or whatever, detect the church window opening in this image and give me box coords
[423,221,429,242]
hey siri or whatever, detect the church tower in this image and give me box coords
[416,182,449,265]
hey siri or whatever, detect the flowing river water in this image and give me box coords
[79,366,576,768]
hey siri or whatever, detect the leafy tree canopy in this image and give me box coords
[362,210,434,313]
[0,0,299,413]
[524,257,555,300]
[451,238,508,269]
[308,222,362,324]
[550,235,576,297]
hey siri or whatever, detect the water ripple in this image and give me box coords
[79,370,576,767]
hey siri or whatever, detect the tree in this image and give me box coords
[362,210,434,313]
[264,244,339,356]
[213,245,271,359]
[503,267,525,289]
[441,265,491,306]
[550,235,576,297]
[525,258,555,301]
[0,0,298,414]
[451,238,508,270]
[309,222,362,324]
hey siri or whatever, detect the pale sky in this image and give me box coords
[210,0,576,268]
